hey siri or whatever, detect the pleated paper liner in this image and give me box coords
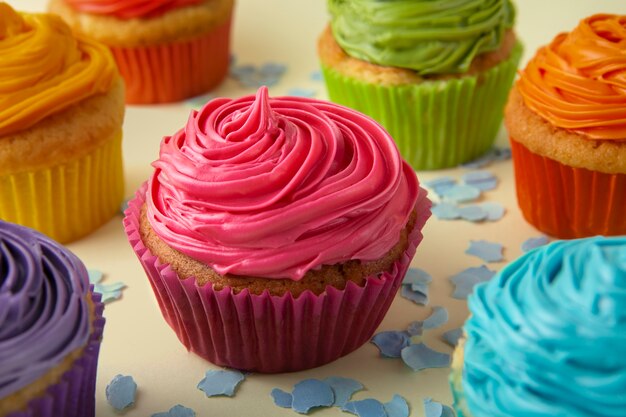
[321,42,523,170]
[111,16,232,104]
[0,130,124,244]
[124,183,431,373]
[6,290,105,417]
[510,138,626,239]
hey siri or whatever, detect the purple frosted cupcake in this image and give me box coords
[0,220,105,417]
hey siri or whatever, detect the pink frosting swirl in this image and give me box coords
[63,0,202,19]
[146,87,420,280]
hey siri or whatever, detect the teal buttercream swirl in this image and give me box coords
[328,0,515,75]
[462,236,626,417]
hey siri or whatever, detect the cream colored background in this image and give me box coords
[15,1,626,416]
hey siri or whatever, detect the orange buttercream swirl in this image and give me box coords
[518,14,626,140]
[0,3,117,136]
[63,0,202,19]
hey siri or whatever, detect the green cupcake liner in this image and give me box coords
[321,42,523,170]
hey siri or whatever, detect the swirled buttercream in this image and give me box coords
[0,220,90,398]
[0,3,117,136]
[518,14,626,140]
[327,0,515,75]
[462,236,626,417]
[63,0,202,19]
[146,87,420,280]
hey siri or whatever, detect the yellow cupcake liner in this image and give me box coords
[0,130,124,243]
[321,42,523,170]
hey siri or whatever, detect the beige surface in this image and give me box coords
[13,1,626,416]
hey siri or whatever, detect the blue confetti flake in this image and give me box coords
[106,374,137,411]
[343,399,386,417]
[371,331,411,358]
[431,202,461,220]
[423,306,449,330]
[119,198,131,215]
[401,343,451,371]
[423,398,443,417]
[310,70,323,81]
[522,236,550,253]
[403,268,432,286]
[466,240,504,263]
[324,377,363,407]
[442,328,463,347]
[197,370,245,397]
[407,321,423,336]
[457,205,487,222]
[424,176,457,197]
[462,171,498,191]
[88,269,103,285]
[440,185,481,204]
[88,269,126,303]
[271,388,293,408]
[478,202,506,221]
[400,284,429,305]
[151,405,196,417]
[291,379,334,414]
[287,87,317,97]
[460,147,512,169]
[384,395,410,417]
[450,266,497,300]
[230,62,287,88]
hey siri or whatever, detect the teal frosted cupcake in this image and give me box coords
[450,236,626,417]
[318,0,523,170]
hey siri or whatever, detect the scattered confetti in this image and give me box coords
[401,343,451,371]
[287,87,316,97]
[478,202,506,221]
[450,265,497,299]
[424,176,456,197]
[424,398,455,417]
[407,321,423,337]
[106,374,137,411]
[400,268,431,305]
[403,268,433,286]
[457,205,487,222]
[371,331,411,358]
[197,370,245,397]
[423,307,449,330]
[324,377,363,407]
[230,62,287,88]
[440,185,481,204]
[461,147,512,169]
[310,70,323,81]
[431,202,461,220]
[88,269,127,303]
[384,395,410,417]
[442,328,463,347]
[291,379,334,414]
[522,236,550,252]
[401,284,429,306]
[343,399,386,417]
[466,240,504,263]
[151,405,196,417]
[271,388,293,408]
[462,171,498,191]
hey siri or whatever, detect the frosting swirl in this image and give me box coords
[462,236,626,417]
[0,221,90,398]
[63,0,202,20]
[518,14,626,140]
[327,0,515,75]
[0,4,117,136]
[146,87,420,280]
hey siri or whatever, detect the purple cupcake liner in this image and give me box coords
[124,183,430,373]
[7,291,105,417]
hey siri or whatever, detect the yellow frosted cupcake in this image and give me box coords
[0,3,124,243]
[49,0,234,104]
[319,0,523,170]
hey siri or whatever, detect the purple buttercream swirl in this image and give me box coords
[0,220,90,399]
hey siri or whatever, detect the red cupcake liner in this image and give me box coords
[511,138,626,239]
[110,16,232,104]
[7,291,105,417]
[124,183,430,373]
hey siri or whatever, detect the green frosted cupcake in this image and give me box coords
[318,0,523,170]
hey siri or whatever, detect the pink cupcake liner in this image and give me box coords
[124,183,430,373]
[8,291,105,417]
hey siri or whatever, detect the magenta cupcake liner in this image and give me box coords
[7,291,105,417]
[124,183,430,373]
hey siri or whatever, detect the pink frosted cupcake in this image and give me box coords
[124,87,430,372]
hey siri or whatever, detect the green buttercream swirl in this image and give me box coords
[328,0,516,75]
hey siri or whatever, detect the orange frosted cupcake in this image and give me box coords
[0,3,124,243]
[49,0,234,104]
[505,14,626,238]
